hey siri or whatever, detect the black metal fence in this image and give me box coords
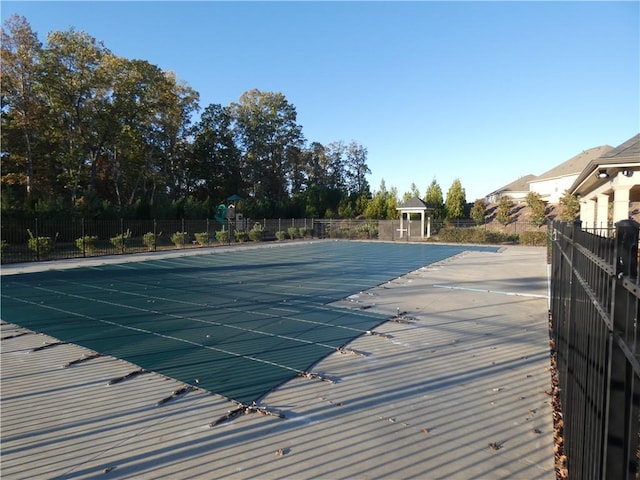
[550,220,639,479]
[0,217,319,264]
[1,216,552,265]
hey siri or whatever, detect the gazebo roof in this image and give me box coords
[397,197,433,211]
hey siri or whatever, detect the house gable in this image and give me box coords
[529,145,613,203]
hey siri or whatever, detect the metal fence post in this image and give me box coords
[35,217,40,261]
[81,217,86,257]
[120,218,125,254]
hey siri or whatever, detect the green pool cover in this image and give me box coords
[1,242,497,404]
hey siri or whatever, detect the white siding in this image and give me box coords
[530,174,579,203]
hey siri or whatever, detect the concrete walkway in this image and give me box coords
[1,244,554,479]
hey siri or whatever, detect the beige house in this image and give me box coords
[528,145,613,203]
[571,133,640,230]
[486,174,537,204]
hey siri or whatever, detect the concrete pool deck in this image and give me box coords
[1,242,554,479]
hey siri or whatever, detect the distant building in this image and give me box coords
[528,145,613,203]
[485,174,537,204]
[570,133,640,229]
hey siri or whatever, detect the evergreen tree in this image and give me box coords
[402,182,420,203]
[424,178,444,220]
[386,186,399,219]
[559,190,580,222]
[526,192,547,227]
[445,178,466,220]
[470,198,486,225]
[364,180,397,219]
[496,196,514,225]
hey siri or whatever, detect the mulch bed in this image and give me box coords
[548,312,568,480]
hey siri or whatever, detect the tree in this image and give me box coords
[287,139,354,219]
[364,179,397,219]
[231,89,303,211]
[470,198,486,225]
[445,178,466,220]
[424,178,444,220]
[1,18,373,220]
[305,141,330,188]
[526,192,547,227]
[323,141,348,192]
[385,186,399,219]
[402,182,421,203]
[147,70,199,202]
[344,140,370,196]
[496,196,514,225]
[559,190,580,222]
[106,58,184,209]
[38,28,116,205]
[0,15,45,200]
[191,103,241,202]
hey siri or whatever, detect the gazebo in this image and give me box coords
[396,197,434,239]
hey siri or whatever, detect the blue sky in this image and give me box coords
[3,1,639,202]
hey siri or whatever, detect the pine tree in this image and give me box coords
[559,190,580,222]
[496,196,514,225]
[445,178,466,220]
[424,178,444,220]
[526,192,547,227]
[470,198,486,225]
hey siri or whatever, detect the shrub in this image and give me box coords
[520,230,548,246]
[0,239,6,255]
[143,232,160,251]
[287,227,297,240]
[526,192,547,227]
[234,230,248,242]
[437,226,518,245]
[194,232,209,246]
[470,199,486,225]
[276,231,286,241]
[110,229,131,252]
[355,223,378,239]
[248,223,264,242]
[27,229,57,258]
[215,229,229,244]
[171,231,189,247]
[559,190,580,221]
[298,227,308,238]
[75,235,98,255]
[496,197,514,226]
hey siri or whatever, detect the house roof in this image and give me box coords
[532,145,614,182]
[597,133,640,162]
[488,174,537,196]
[570,133,640,195]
